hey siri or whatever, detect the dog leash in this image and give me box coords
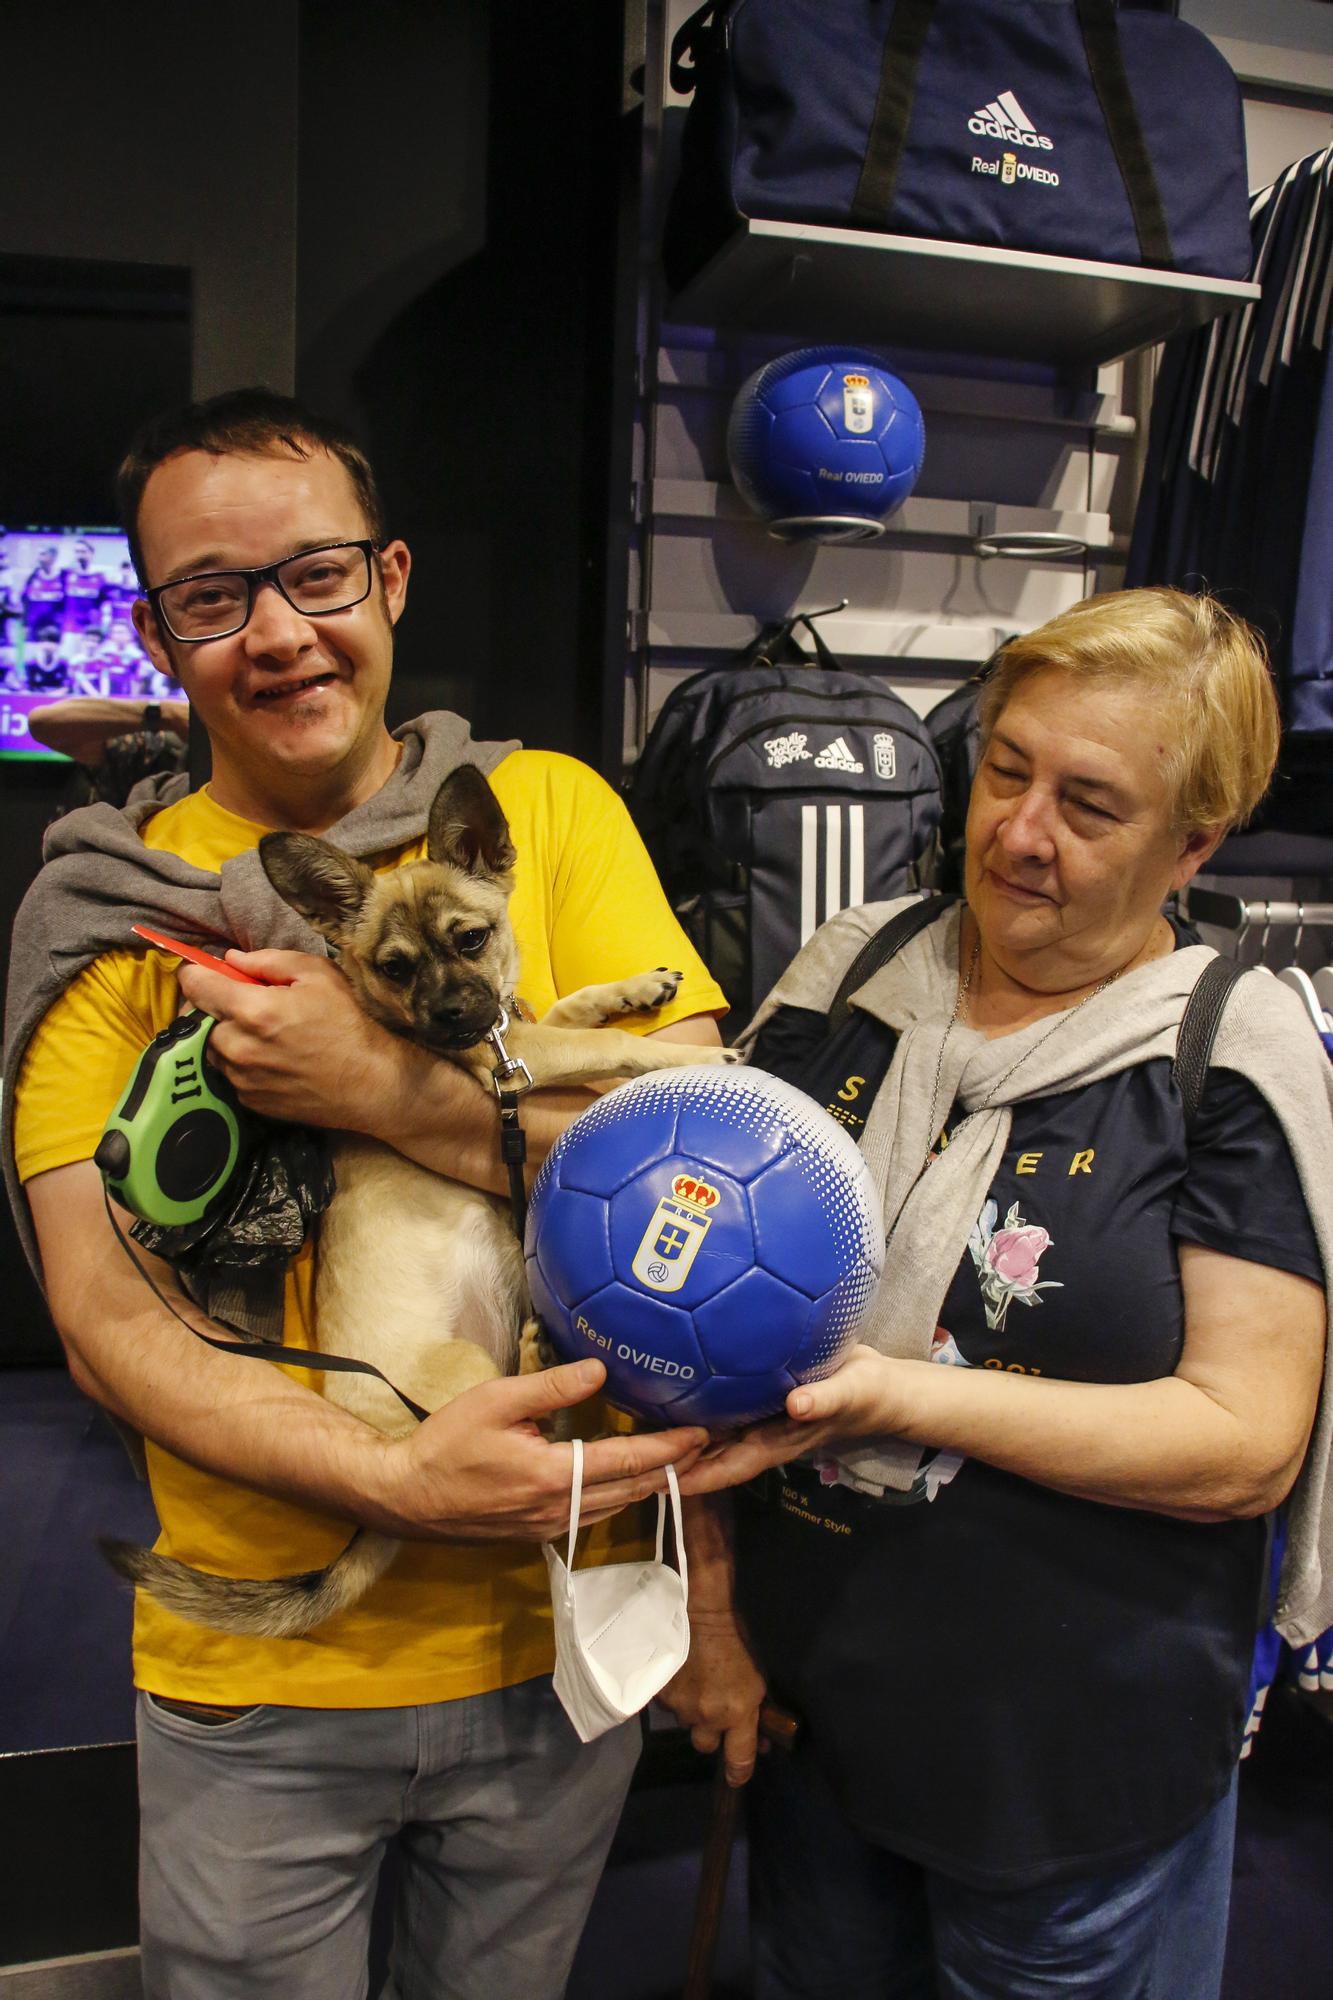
[102,1186,432,1421]
[103,1005,536,1421]
[486,1003,535,1242]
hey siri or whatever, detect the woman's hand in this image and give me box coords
[679,1345,908,1495]
[659,1607,768,1786]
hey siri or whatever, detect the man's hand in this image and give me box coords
[375,1357,711,1542]
[176,949,624,1192]
[659,1607,767,1786]
[178,949,420,1132]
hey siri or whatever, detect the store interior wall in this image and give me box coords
[0,0,634,1363]
[0,0,301,1362]
[340,4,637,765]
[293,0,490,735]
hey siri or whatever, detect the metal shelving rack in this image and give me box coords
[622,2,1263,760]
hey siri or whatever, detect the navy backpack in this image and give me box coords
[665,0,1252,293]
[627,613,943,1023]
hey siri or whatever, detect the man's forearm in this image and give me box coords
[354,1034,593,1194]
[58,1260,403,1529]
[29,1162,709,1549]
[354,1011,724,1194]
[180,942,723,1199]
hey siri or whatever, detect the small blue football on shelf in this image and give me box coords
[728,345,926,544]
[525,1065,884,1428]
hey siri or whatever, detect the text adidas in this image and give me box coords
[968,115,1053,150]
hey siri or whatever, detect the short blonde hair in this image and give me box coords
[978,588,1280,832]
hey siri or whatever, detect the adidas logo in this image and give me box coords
[813,736,863,773]
[968,90,1053,151]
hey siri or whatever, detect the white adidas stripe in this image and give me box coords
[824,805,841,930]
[996,90,1036,132]
[801,804,818,945]
[801,803,865,943]
[977,92,1038,135]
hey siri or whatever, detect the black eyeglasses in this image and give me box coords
[146,539,379,644]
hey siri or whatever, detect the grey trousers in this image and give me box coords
[135,1679,641,2000]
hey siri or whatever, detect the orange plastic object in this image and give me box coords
[131,925,271,985]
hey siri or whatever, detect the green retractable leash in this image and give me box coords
[95,1009,247,1228]
[95,1006,431,1419]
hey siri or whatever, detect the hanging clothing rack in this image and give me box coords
[1184,888,1333,932]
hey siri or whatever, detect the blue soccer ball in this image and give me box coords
[728,346,925,543]
[525,1065,884,1428]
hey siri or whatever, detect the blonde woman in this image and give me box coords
[672,589,1333,2000]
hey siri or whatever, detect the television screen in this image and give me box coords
[0,527,177,760]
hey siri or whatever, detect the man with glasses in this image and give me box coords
[6,388,726,1998]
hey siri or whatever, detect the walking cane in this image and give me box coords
[681,1701,799,2000]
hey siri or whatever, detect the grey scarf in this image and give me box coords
[740,899,1333,1647]
[3,710,517,1287]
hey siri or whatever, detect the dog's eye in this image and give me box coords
[454,928,491,959]
[376,953,416,986]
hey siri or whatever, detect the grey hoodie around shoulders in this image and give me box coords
[2,710,517,1286]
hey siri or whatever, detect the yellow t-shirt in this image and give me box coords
[14,746,726,1706]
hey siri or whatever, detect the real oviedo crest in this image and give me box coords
[631,1174,720,1294]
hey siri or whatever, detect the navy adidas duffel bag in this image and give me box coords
[664,0,1252,291]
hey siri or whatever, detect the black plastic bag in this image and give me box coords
[131,1124,336,1282]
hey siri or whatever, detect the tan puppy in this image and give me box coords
[106,765,736,1637]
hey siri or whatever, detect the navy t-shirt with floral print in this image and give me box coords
[733,933,1322,1889]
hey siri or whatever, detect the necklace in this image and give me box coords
[973,963,1122,1110]
[922,930,1125,1169]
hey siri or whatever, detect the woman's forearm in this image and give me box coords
[858,1249,1325,1519]
[687,1251,1325,1518]
[855,1359,1274,1520]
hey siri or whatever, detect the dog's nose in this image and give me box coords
[430,1000,470,1030]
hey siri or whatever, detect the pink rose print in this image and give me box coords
[967,1199,1062,1332]
[985,1225,1052,1292]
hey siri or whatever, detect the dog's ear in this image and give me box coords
[427,765,517,878]
[258,831,377,944]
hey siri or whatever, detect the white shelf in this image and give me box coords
[649,479,1115,553]
[667,221,1259,368]
[639,611,1004,664]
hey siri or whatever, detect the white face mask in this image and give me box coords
[544,1437,690,1743]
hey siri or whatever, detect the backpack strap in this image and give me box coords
[826,895,957,1033]
[1172,953,1244,1130]
[1167,949,1272,1630]
[751,603,847,673]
